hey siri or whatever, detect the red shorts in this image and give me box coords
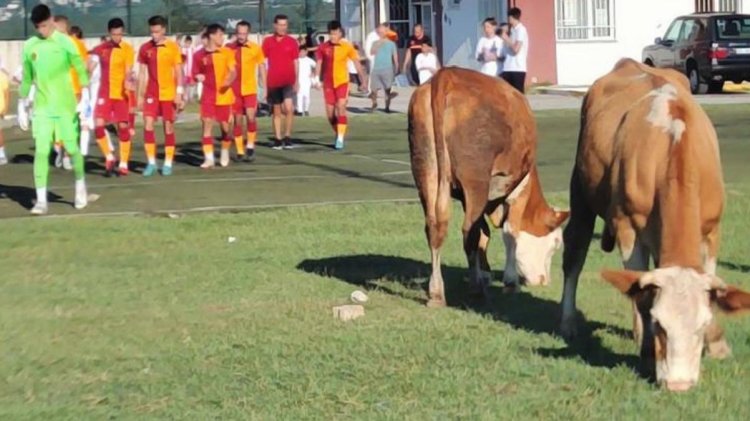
[143,97,176,122]
[323,84,349,106]
[94,97,129,123]
[201,102,232,123]
[233,94,258,115]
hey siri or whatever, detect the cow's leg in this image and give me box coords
[423,178,452,308]
[462,183,492,302]
[560,170,596,340]
[702,227,731,359]
[623,238,650,347]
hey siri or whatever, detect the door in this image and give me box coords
[674,18,700,71]
[411,1,435,40]
[655,19,684,68]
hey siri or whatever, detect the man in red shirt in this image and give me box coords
[262,14,298,150]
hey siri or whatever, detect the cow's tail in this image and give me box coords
[430,70,451,197]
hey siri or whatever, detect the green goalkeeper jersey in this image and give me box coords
[20,30,89,118]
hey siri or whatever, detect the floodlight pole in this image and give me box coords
[23,0,28,38]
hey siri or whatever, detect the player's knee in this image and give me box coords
[94,127,106,138]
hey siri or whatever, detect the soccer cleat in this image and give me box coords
[244,149,256,162]
[105,159,116,177]
[0,157,8,166]
[55,152,63,168]
[334,138,344,150]
[30,202,48,215]
[200,160,215,169]
[161,165,173,176]
[282,137,294,150]
[143,163,158,177]
[272,139,283,150]
[118,167,129,177]
[62,156,73,171]
[220,148,230,167]
[74,194,88,210]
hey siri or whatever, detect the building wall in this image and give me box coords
[555,0,695,85]
[440,1,484,70]
[511,0,557,84]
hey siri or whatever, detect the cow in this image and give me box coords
[408,67,569,308]
[560,58,750,391]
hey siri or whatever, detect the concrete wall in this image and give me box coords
[555,0,695,85]
[440,0,483,71]
[512,0,558,84]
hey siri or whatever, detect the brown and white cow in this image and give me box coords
[560,58,750,391]
[409,67,568,307]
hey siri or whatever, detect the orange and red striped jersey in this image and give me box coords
[91,40,134,101]
[316,40,359,89]
[226,40,265,96]
[70,35,89,95]
[138,39,183,101]
[192,47,236,106]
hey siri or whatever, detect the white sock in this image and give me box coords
[79,130,90,156]
[75,179,86,198]
[0,146,6,159]
[36,187,47,205]
[54,144,62,154]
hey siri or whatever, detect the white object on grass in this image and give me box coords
[350,290,369,304]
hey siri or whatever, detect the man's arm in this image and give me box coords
[136,63,148,108]
[392,48,399,73]
[19,48,33,99]
[66,38,89,87]
[402,49,412,74]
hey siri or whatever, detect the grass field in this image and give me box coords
[2,107,750,419]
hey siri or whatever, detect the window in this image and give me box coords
[555,0,615,41]
[716,17,750,40]
[663,19,684,43]
[717,0,740,12]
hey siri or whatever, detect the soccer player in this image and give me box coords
[316,20,368,150]
[90,18,136,176]
[136,15,184,177]
[227,20,266,162]
[192,24,237,168]
[262,14,299,150]
[21,4,91,215]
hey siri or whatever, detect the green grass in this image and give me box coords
[2,106,750,419]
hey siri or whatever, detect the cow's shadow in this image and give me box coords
[297,254,641,374]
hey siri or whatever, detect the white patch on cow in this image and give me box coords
[646,83,686,144]
[506,172,531,204]
[502,221,562,287]
[701,242,717,275]
[641,267,715,390]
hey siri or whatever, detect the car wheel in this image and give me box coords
[644,59,654,67]
[687,66,700,94]
[708,80,725,94]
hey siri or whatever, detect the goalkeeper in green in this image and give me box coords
[20,4,91,215]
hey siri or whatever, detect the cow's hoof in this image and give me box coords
[426,298,447,308]
[502,283,520,294]
[706,339,732,360]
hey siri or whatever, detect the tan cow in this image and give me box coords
[409,67,568,307]
[560,58,750,391]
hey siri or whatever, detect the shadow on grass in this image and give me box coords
[719,260,750,273]
[297,254,641,374]
[0,184,65,210]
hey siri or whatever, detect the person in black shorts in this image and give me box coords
[402,24,431,86]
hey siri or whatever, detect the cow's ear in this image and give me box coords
[546,209,570,229]
[601,269,646,297]
[712,284,750,315]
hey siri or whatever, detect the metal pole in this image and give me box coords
[23,0,28,38]
[260,0,265,34]
[127,0,132,34]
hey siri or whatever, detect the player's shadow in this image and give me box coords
[174,142,205,167]
[0,184,64,210]
[297,254,641,374]
[10,154,34,165]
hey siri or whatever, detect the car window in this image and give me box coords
[664,19,684,43]
[715,17,750,40]
[678,19,699,42]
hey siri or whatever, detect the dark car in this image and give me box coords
[642,13,750,94]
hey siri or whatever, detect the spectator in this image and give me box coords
[369,23,399,112]
[182,35,196,102]
[296,45,316,116]
[476,18,503,77]
[415,41,440,85]
[403,24,431,86]
[495,22,510,76]
[501,7,528,93]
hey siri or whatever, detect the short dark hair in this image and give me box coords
[509,7,522,20]
[53,15,69,24]
[274,14,288,24]
[108,18,125,31]
[70,26,83,38]
[31,5,52,27]
[184,35,193,42]
[327,20,343,32]
[148,15,168,28]
[483,17,498,26]
[299,45,307,51]
[205,23,225,36]
[236,20,251,31]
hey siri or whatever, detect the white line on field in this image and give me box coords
[23,197,421,220]
[48,170,413,190]
[349,154,411,167]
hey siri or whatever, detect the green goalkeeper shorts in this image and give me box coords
[32,114,79,144]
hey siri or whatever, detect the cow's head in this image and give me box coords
[502,208,568,287]
[602,268,750,392]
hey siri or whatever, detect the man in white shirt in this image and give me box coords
[415,42,440,85]
[501,7,528,93]
[475,18,503,77]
